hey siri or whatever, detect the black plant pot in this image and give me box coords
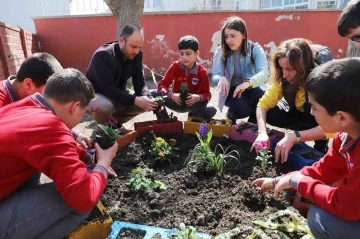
[180,93,188,106]
[96,137,115,150]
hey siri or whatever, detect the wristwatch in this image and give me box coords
[294,131,302,143]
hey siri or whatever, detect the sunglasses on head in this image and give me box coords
[349,34,360,43]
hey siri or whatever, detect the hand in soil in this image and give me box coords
[274,132,297,163]
[75,132,91,149]
[108,166,117,177]
[135,96,158,111]
[251,133,270,155]
[170,93,182,105]
[252,177,275,193]
[94,142,118,171]
[185,94,200,107]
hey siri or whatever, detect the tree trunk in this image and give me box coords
[104,0,145,38]
[347,40,360,57]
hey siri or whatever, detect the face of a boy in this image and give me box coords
[346,26,360,48]
[179,49,198,69]
[308,93,339,133]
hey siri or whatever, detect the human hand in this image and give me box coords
[216,76,229,96]
[75,132,91,149]
[170,93,182,105]
[274,132,297,163]
[274,172,297,198]
[251,133,270,155]
[233,81,251,98]
[94,142,118,172]
[185,94,201,106]
[252,177,275,193]
[134,96,158,111]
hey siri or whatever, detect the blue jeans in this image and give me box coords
[0,179,90,239]
[308,206,360,239]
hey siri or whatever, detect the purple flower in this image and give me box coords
[199,123,209,140]
[157,90,165,96]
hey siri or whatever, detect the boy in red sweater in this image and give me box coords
[157,35,216,118]
[0,53,91,149]
[253,58,360,238]
[0,68,118,239]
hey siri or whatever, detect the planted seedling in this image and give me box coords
[153,96,165,114]
[127,167,166,192]
[254,141,272,172]
[174,223,200,239]
[95,124,120,149]
[150,136,178,163]
[180,82,189,105]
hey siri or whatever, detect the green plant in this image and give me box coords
[127,167,166,192]
[180,82,188,105]
[153,95,165,114]
[150,137,178,162]
[174,223,199,239]
[184,123,240,176]
[255,147,273,172]
[95,124,121,149]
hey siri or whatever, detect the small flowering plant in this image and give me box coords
[185,123,240,176]
[127,167,166,192]
[254,141,273,171]
[150,136,178,162]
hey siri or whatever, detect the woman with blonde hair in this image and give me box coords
[253,38,332,163]
[212,16,269,123]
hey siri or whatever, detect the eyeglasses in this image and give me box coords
[349,34,360,43]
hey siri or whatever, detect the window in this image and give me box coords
[153,0,161,8]
[261,0,309,9]
[315,0,350,9]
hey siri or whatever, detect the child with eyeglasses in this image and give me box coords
[338,0,360,48]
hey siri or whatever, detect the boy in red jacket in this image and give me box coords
[253,58,360,238]
[156,35,216,118]
[0,53,91,149]
[0,69,117,239]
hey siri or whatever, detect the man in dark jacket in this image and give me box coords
[86,24,157,126]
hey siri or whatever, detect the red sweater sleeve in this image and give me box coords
[296,134,360,220]
[197,67,211,102]
[158,62,177,93]
[26,130,107,212]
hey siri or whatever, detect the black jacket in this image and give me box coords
[86,41,151,105]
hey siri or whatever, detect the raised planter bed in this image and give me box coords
[66,201,112,239]
[184,117,232,137]
[100,132,309,238]
[134,118,183,136]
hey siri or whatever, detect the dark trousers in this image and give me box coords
[151,91,217,119]
[225,86,265,123]
[267,106,328,153]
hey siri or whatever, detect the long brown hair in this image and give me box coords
[269,38,315,87]
[220,16,248,70]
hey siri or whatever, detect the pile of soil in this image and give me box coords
[101,132,299,238]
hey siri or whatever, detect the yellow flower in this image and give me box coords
[158,152,165,157]
[156,137,163,141]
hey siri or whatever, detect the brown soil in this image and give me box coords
[301,151,321,159]
[101,132,298,238]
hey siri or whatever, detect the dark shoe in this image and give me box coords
[226,111,237,125]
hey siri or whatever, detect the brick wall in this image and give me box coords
[0,22,40,81]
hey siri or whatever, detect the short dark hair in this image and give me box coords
[178,35,199,52]
[338,0,360,37]
[16,53,63,87]
[43,68,95,107]
[305,58,360,122]
[119,24,143,39]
